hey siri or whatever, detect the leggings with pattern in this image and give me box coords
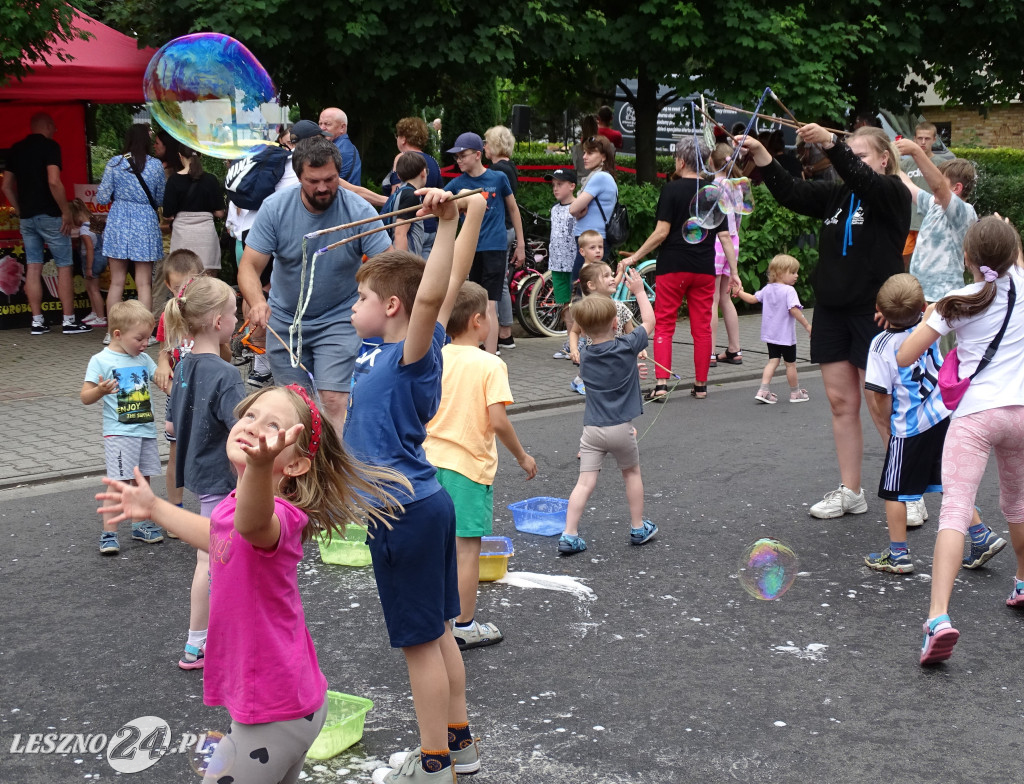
[938,406,1024,534]
[201,697,328,784]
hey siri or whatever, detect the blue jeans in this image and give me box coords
[20,214,73,267]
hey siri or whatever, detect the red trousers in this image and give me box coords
[653,270,715,383]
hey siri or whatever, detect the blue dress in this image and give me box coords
[96,155,166,262]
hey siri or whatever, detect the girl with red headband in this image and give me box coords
[97,384,408,783]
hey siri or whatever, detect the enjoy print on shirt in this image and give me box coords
[110,366,154,424]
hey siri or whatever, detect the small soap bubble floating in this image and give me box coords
[690,183,725,229]
[682,216,707,245]
[738,538,799,600]
[144,33,280,159]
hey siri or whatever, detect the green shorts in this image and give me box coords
[551,270,573,305]
[436,467,493,537]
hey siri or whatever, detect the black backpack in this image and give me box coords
[224,144,291,210]
[593,195,630,248]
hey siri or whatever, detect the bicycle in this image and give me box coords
[510,237,549,336]
[525,253,657,338]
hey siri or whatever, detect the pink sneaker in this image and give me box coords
[1006,579,1024,607]
[178,643,205,670]
[919,615,959,665]
[789,388,810,403]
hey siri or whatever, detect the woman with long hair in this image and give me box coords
[163,145,226,275]
[96,124,166,324]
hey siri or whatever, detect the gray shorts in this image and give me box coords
[104,436,161,480]
[579,422,640,472]
[266,315,360,393]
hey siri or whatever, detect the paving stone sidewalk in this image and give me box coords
[0,310,814,488]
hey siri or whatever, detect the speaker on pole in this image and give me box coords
[511,105,531,139]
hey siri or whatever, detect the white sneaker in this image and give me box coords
[81,312,99,325]
[809,484,868,519]
[102,333,112,345]
[906,498,928,528]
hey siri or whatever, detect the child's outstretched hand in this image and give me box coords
[97,467,156,524]
[623,267,644,295]
[240,423,305,468]
[519,453,538,480]
[570,346,581,364]
[803,321,812,335]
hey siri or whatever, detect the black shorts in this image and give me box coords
[469,250,507,301]
[767,342,797,363]
[810,306,881,369]
[878,418,950,501]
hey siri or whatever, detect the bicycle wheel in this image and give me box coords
[515,272,544,336]
[527,270,567,338]
[622,260,658,324]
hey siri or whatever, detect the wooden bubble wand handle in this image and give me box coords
[304,188,484,240]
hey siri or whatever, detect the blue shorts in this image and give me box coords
[20,214,73,268]
[265,314,360,393]
[368,489,460,648]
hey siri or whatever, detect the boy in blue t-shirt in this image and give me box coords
[444,131,526,353]
[344,189,487,783]
[558,269,657,556]
[81,300,164,555]
[863,274,1004,574]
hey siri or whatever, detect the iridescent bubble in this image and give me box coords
[738,538,799,600]
[716,180,736,214]
[144,33,280,159]
[682,217,707,245]
[725,177,755,215]
[690,183,725,228]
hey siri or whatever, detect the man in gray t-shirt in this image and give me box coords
[239,136,391,429]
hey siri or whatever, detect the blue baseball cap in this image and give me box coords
[446,132,483,154]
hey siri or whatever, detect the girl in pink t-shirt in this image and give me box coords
[734,254,813,404]
[98,385,408,784]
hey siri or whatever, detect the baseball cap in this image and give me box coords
[544,168,577,184]
[446,132,484,154]
[289,119,329,143]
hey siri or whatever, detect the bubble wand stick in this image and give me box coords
[304,188,484,240]
[768,88,802,127]
[264,324,323,407]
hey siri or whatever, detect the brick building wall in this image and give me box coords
[921,104,1024,149]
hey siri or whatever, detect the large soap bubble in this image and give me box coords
[682,216,707,245]
[738,538,799,600]
[144,33,280,160]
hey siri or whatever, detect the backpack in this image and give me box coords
[593,194,630,248]
[224,144,291,210]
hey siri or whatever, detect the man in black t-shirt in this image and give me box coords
[2,113,89,335]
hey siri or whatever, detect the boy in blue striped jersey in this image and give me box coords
[863,274,1003,573]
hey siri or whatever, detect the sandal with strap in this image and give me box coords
[716,349,743,365]
[691,384,707,399]
[645,384,669,403]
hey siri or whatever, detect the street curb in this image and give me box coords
[1,365,819,491]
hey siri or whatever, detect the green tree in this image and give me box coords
[0,0,89,86]
[96,0,572,181]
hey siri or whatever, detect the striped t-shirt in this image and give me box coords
[864,324,949,438]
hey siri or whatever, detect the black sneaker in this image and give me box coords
[62,319,91,334]
[498,336,516,350]
[246,370,273,389]
[30,321,50,335]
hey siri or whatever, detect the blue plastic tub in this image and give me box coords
[507,497,568,536]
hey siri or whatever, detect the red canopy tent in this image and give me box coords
[0,9,157,187]
[0,10,157,328]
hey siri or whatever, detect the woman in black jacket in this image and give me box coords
[741,124,909,520]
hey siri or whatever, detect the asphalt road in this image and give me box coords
[2,375,1021,784]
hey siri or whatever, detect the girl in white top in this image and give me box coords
[897,216,1024,665]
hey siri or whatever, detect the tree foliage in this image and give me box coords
[0,0,90,86]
